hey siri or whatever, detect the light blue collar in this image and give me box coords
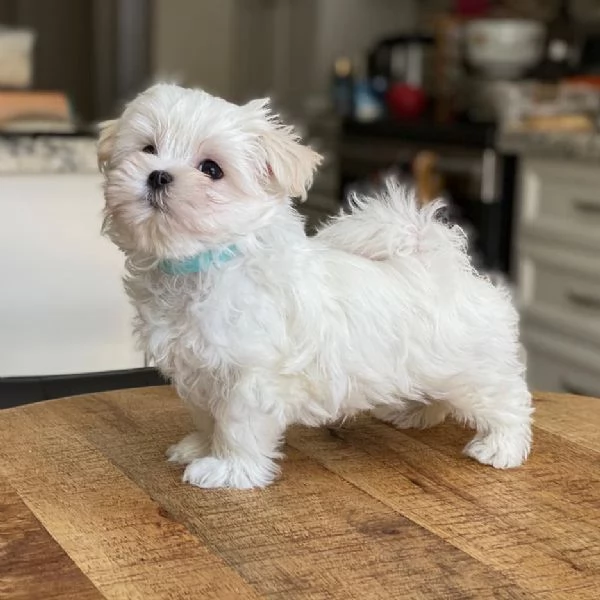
[159,245,238,275]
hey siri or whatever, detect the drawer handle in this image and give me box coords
[561,380,600,397]
[573,199,600,215]
[567,290,600,311]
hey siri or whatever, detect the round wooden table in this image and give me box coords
[1,388,599,599]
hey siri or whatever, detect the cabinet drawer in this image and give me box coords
[528,351,600,397]
[520,254,600,316]
[523,327,600,396]
[520,158,600,250]
[518,240,600,345]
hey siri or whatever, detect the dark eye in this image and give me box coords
[198,159,223,180]
[142,144,156,154]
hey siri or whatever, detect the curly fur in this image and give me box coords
[100,84,532,489]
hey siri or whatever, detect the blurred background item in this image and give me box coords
[0,90,73,132]
[368,34,433,119]
[413,150,445,205]
[0,26,33,87]
[332,57,354,118]
[465,18,545,80]
[536,0,580,80]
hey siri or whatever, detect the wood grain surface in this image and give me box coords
[1,388,599,599]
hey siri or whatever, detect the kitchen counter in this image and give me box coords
[1,387,599,599]
[0,132,98,174]
[499,128,600,161]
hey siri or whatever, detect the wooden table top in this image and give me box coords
[1,388,599,600]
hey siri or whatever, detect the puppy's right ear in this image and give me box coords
[97,119,119,172]
[244,99,323,201]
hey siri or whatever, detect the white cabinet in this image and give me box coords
[519,157,600,252]
[517,157,600,395]
[0,174,143,377]
[523,325,600,397]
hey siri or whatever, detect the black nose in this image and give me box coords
[147,170,173,190]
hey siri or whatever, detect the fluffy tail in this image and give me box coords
[317,180,469,266]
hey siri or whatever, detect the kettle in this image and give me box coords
[368,34,433,119]
[367,34,433,93]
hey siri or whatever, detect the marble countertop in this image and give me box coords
[0,134,99,175]
[498,129,600,162]
[6,128,600,175]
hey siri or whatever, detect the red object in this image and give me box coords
[386,84,426,120]
[454,0,489,16]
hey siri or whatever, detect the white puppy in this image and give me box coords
[99,83,532,489]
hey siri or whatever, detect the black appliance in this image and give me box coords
[578,31,600,74]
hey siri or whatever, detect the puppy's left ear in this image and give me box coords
[97,119,119,173]
[248,99,323,200]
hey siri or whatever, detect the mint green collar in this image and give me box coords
[159,245,238,275]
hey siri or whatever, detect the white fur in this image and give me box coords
[100,84,532,489]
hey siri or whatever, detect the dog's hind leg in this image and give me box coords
[446,379,533,469]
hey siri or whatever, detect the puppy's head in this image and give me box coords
[99,83,322,257]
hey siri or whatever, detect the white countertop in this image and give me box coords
[498,129,600,162]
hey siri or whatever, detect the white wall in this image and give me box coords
[152,0,236,97]
[0,174,143,377]
[152,0,417,108]
[313,0,418,93]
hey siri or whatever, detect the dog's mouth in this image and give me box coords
[146,190,168,212]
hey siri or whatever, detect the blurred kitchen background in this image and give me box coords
[1,0,599,406]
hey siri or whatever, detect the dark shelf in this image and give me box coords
[342,118,497,148]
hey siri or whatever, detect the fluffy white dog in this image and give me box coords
[99,83,532,489]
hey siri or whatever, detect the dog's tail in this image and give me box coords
[316,179,470,267]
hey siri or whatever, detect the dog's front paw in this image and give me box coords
[166,432,210,465]
[182,456,278,489]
